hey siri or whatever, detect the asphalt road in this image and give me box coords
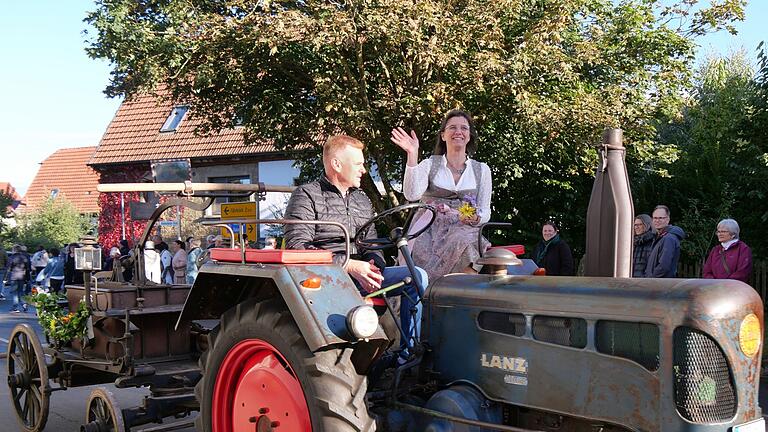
[0,292,196,432]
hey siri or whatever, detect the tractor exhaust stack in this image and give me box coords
[584,128,634,277]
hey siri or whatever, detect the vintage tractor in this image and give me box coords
[12,129,759,432]
[173,130,763,432]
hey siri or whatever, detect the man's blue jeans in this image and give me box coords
[9,280,24,308]
[378,265,428,358]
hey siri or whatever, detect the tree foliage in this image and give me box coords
[13,198,92,249]
[634,49,768,260]
[85,0,745,254]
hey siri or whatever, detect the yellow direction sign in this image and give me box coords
[221,202,257,219]
[220,202,257,240]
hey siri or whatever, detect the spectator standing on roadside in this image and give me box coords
[144,241,162,283]
[42,248,66,294]
[263,237,277,250]
[632,214,656,278]
[158,242,174,284]
[64,243,84,285]
[644,205,686,278]
[532,221,575,276]
[104,246,119,271]
[187,238,203,284]
[119,239,134,281]
[5,245,30,313]
[171,240,188,284]
[30,245,49,281]
[0,245,7,300]
[19,245,32,297]
[702,219,753,284]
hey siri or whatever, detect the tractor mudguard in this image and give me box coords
[177,261,389,353]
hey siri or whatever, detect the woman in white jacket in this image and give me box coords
[143,241,162,283]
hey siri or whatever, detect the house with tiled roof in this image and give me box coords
[90,91,302,248]
[0,182,21,227]
[0,182,21,210]
[20,147,101,215]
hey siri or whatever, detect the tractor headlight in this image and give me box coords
[739,313,761,357]
[347,305,379,339]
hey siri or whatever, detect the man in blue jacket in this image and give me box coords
[644,205,686,278]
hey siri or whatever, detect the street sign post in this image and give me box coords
[220,202,257,241]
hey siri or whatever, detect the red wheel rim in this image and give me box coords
[212,339,311,432]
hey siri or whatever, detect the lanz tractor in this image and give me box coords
[7,130,764,432]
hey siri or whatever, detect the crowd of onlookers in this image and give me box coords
[531,204,752,283]
[0,234,279,314]
[632,205,751,283]
[0,243,77,313]
[0,201,752,314]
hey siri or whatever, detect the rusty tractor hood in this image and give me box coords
[424,274,763,431]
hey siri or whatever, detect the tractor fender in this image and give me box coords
[177,261,389,353]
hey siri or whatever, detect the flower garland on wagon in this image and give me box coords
[25,290,89,344]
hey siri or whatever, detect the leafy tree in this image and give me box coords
[636,50,768,260]
[85,0,745,254]
[13,198,92,249]
[0,191,17,247]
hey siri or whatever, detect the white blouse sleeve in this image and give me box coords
[402,158,432,202]
[475,162,493,224]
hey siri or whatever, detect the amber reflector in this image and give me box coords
[301,277,322,289]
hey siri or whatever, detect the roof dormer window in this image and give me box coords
[160,105,189,132]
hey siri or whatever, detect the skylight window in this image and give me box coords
[50,188,59,199]
[160,105,189,132]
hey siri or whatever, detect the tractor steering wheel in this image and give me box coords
[355,203,437,251]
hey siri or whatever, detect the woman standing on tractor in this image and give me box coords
[391,110,493,281]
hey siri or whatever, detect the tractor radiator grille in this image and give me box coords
[478,311,526,337]
[673,327,736,423]
[596,321,659,371]
[532,316,587,348]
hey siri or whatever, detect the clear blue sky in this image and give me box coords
[1,1,766,197]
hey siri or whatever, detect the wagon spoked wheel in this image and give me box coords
[82,387,126,432]
[196,297,375,432]
[6,324,50,432]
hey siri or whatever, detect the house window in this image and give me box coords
[160,105,189,132]
[258,160,299,238]
[209,175,252,215]
[50,188,60,199]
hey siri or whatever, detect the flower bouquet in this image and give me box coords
[458,194,479,225]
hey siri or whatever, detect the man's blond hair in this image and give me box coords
[323,135,365,165]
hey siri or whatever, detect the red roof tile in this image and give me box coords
[22,147,100,214]
[90,91,281,166]
[0,182,20,201]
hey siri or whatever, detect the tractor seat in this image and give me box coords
[487,244,525,256]
[210,248,333,264]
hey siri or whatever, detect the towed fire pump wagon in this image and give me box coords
[6,129,764,432]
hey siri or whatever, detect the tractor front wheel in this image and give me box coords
[195,297,375,432]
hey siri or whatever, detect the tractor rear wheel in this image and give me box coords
[195,297,375,432]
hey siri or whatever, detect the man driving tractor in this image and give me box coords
[284,135,428,364]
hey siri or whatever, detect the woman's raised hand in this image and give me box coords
[390,127,419,156]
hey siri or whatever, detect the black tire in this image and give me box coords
[195,297,375,432]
